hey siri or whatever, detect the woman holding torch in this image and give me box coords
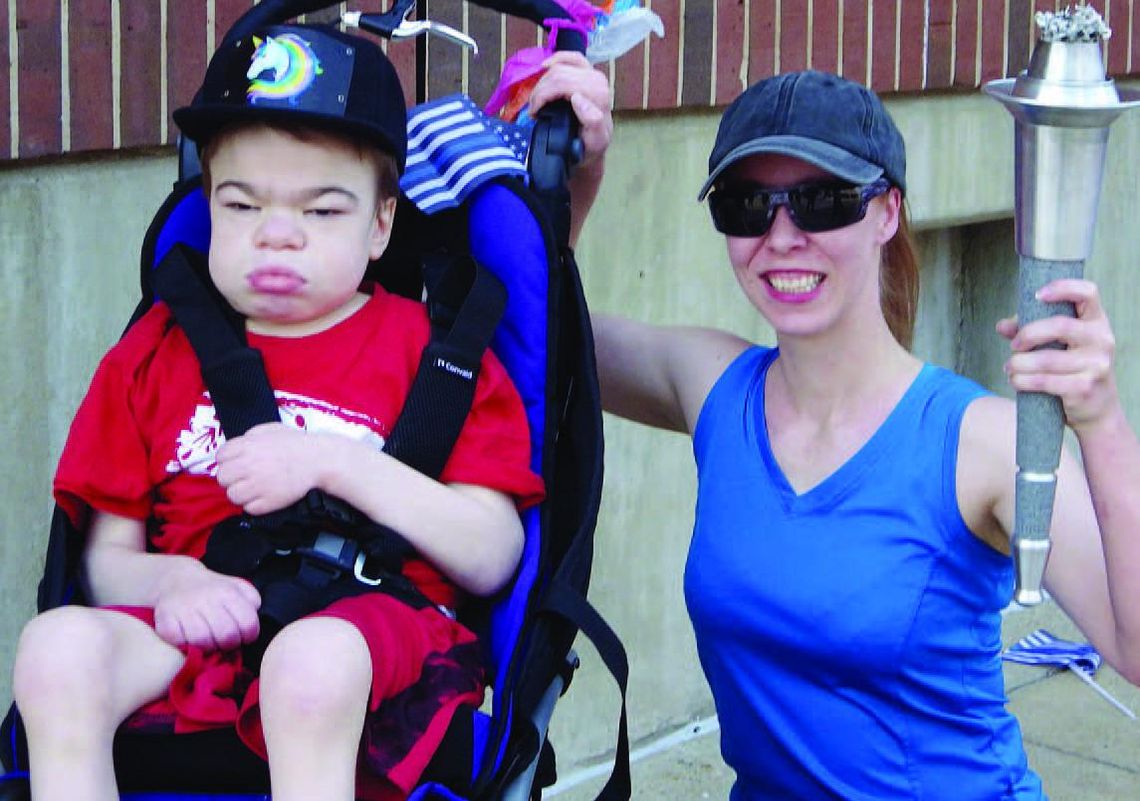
[532,51,1140,800]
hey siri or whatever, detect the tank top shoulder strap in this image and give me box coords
[906,365,993,549]
[693,345,775,455]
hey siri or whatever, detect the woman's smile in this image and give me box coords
[763,270,825,302]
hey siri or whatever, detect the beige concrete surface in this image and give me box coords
[1004,603,1140,801]
[549,601,1140,801]
[0,149,178,708]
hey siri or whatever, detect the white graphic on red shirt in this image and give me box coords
[166,390,387,476]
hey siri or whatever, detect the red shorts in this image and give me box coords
[113,593,485,800]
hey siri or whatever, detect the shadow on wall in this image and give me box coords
[910,218,1018,391]
[957,220,1019,394]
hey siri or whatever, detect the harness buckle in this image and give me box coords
[353,552,385,587]
[297,531,356,566]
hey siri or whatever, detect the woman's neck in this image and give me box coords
[764,321,923,494]
[770,318,921,422]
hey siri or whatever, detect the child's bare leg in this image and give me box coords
[259,616,372,801]
[12,607,186,801]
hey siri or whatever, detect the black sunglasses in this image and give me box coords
[707,177,892,237]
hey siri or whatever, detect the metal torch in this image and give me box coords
[984,5,1140,605]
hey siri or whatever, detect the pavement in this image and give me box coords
[547,600,1140,801]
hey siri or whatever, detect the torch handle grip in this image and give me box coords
[1012,257,1082,605]
[1015,256,1082,473]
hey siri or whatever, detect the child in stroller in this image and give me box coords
[10,21,545,801]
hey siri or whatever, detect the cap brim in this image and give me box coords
[697,135,885,200]
[173,104,406,171]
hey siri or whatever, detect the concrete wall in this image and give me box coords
[1,85,1139,779]
[0,150,179,691]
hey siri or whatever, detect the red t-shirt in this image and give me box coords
[55,284,545,607]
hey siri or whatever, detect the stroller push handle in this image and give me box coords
[530,101,582,246]
[343,0,587,56]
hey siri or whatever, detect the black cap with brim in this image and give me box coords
[698,70,906,201]
[173,24,407,173]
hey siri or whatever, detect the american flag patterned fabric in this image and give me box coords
[1002,628,1136,718]
[1002,628,1102,673]
[401,95,531,215]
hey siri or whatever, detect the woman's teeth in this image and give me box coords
[767,273,822,293]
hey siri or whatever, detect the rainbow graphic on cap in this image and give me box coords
[246,34,324,104]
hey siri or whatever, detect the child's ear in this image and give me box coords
[369,196,398,260]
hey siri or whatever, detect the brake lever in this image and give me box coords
[343,4,478,55]
[391,18,478,54]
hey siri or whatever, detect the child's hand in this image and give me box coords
[529,51,613,170]
[154,563,261,652]
[999,278,1121,433]
[216,422,326,515]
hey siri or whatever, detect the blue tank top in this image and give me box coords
[685,347,1045,801]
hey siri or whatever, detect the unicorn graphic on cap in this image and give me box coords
[246,33,323,104]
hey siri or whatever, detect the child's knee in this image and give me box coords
[13,608,116,711]
[259,617,372,720]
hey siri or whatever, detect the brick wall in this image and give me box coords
[3,1,1138,161]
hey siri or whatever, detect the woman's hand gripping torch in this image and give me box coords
[985,4,1140,605]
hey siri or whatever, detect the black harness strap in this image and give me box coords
[150,242,507,665]
[150,244,279,439]
[385,251,508,478]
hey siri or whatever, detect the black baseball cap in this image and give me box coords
[174,24,407,173]
[698,70,906,199]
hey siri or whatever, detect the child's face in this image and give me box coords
[205,125,396,336]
